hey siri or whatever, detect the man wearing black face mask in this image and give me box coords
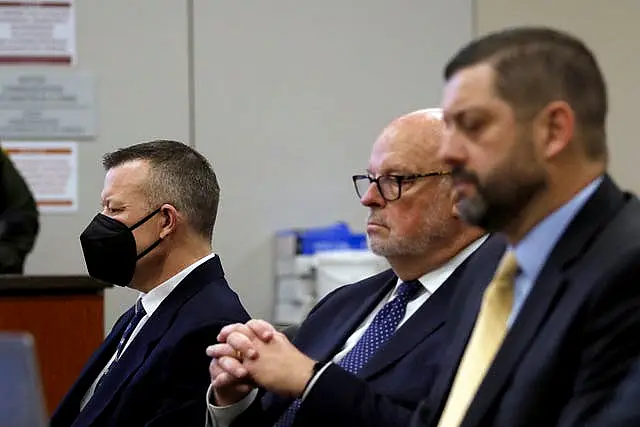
[51,140,250,427]
[80,206,165,286]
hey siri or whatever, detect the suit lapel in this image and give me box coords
[461,176,626,427]
[460,265,567,427]
[427,238,506,425]
[51,311,131,424]
[309,273,398,364]
[72,256,223,426]
[261,272,398,413]
[78,311,132,395]
[358,251,476,380]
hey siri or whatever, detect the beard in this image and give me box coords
[367,228,438,258]
[452,158,547,232]
[366,192,451,258]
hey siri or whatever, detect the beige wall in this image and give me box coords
[191,0,473,321]
[20,1,639,333]
[475,0,640,193]
[22,1,473,332]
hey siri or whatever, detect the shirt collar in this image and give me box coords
[138,252,216,317]
[512,176,603,282]
[396,234,489,296]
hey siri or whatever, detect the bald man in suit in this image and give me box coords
[205,109,494,427]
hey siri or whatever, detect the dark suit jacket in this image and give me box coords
[230,237,501,427]
[51,256,250,427]
[587,358,640,427]
[408,175,640,427]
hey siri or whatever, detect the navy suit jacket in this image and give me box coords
[408,176,640,427]
[51,256,250,427]
[588,358,640,427]
[231,237,500,427]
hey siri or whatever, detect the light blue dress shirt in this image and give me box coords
[508,176,604,327]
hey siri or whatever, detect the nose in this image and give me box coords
[439,127,467,167]
[360,181,385,208]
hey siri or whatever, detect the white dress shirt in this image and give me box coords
[80,252,216,410]
[206,237,487,427]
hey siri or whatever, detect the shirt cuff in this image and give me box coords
[206,383,258,427]
[301,362,331,401]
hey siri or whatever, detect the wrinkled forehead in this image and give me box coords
[369,114,445,173]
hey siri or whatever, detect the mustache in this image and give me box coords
[367,212,387,227]
[451,166,480,185]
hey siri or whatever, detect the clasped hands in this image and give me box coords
[206,320,317,406]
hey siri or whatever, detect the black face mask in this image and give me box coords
[80,208,163,286]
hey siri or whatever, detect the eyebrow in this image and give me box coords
[368,162,420,173]
[102,197,124,207]
[445,104,491,120]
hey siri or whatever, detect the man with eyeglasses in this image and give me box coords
[204,109,502,427]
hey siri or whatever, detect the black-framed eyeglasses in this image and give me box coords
[352,171,451,201]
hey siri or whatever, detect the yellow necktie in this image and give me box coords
[437,251,519,427]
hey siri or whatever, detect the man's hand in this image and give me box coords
[206,322,273,406]
[218,319,277,347]
[207,342,253,406]
[225,321,316,398]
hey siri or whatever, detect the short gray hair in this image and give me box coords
[102,139,220,239]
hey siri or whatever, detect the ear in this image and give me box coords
[158,204,179,239]
[535,101,575,160]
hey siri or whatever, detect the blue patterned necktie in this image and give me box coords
[273,280,423,427]
[94,299,146,391]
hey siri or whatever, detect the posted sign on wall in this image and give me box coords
[0,69,96,139]
[0,0,76,65]
[2,141,78,213]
